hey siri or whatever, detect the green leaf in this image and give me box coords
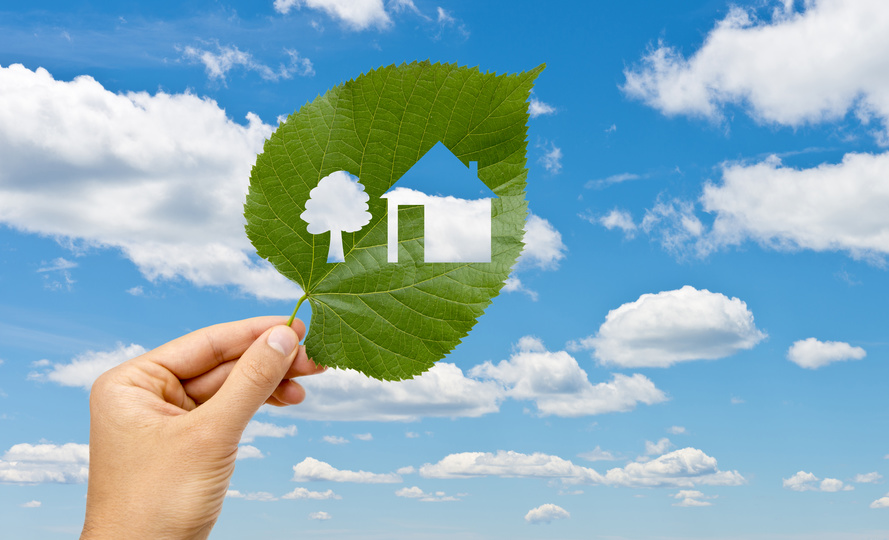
[245,61,543,381]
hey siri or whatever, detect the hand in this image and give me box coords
[80,316,324,540]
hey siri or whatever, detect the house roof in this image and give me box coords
[382,141,496,200]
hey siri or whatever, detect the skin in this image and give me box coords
[80,316,325,540]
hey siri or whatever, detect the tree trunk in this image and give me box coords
[327,229,345,263]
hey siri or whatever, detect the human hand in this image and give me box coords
[80,316,325,540]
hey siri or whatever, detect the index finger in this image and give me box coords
[146,316,307,380]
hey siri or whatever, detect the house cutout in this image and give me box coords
[381,142,496,263]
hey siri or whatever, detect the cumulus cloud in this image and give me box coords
[672,490,716,507]
[0,443,89,484]
[528,98,557,118]
[419,447,743,489]
[668,426,687,435]
[419,450,602,482]
[282,487,341,500]
[28,343,146,390]
[469,336,666,417]
[516,214,567,271]
[570,286,766,368]
[854,472,883,484]
[596,209,638,238]
[236,445,264,460]
[292,457,402,483]
[525,503,569,524]
[783,471,853,492]
[871,493,889,509]
[270,336,662,422]
[354,433,373,441]
[700,154,889,261]
[181,42,314,82]
[0,63,300,300]
[268,362,504,422]
[20,500,41,508]
[240,420,297,444]
[601,448,745,488]
[274,0,392,30]
[309,511,332,520]
[623,1,889,137]
[395,486,460,502]
[787,338,866,369]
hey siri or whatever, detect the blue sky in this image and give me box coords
[2,0,889,538]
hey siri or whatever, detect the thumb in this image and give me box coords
[201,325,299,434]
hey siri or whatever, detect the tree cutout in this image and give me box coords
[300,171,371,263]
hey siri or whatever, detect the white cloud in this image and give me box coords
[274,0,392,30]
[395,486,460,502]
[419,450,603,482]
[641,198,704,256]
[309,511,332,520]
[354,433,373,441]
[28,343,146,390]
[20,500,41,508]
[405,432,420,439]
[538,142,563,174]
[469,337,666,417]
[622,1,889,137]
[598,209,638,238]
[524,503,569,524]
[585,173,641,189]
[871,493,889,509]
[645,438,674,456]
[240,420,297,444]
[267,362,504,422]
[516,214,567,271]
[570,286,766,368]
[282,487,341,500]
[787,338,867,369]
[182,42,314,82]
[292,457,402,483]
[0,443,89,484]
[322,436,349,445]
[225,489,277,501]
[668,426,687,435]
[37,257,77,291]
[0,64,300,301]
[700,154,889,260]
[783,471,853,492]
[528,98,556,118]
[235,445,264,460]
[502,276,539,301]
[419,447,743,491]
[672,490,716,507]
[854,472,883,484]
[601,448,745,488]
[577,446,617,462]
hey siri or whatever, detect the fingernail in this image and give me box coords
[267,326,297,356]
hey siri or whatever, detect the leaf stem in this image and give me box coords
[287,294,308,327]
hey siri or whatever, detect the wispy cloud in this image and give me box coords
[181,42,314,83]
[36,257,77,291]
[537,141,563,174]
